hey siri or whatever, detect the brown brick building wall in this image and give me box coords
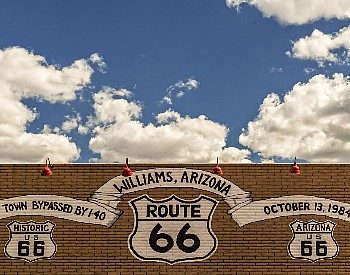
[0,163,349,274]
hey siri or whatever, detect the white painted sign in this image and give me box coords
[128,194,218,264]
[288,220,339,262]
[5,221,56,262]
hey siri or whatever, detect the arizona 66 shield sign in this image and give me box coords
[288,220,339,262]
[128,194,218,264]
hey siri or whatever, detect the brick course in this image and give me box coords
[0,164,349,274]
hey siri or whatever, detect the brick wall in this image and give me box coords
[0,164,349,274]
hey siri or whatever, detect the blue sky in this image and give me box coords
[1,1,350,163]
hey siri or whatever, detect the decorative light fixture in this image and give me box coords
[122,158,133,177]
[213,157,223,175]
[41,158,53,176]
[289,157,301,175]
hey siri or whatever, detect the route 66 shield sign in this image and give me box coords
[128,194,218,264]
[5,220,57,262]
[288,220,339,262]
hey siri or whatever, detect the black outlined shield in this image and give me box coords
[128,194,218,264]
[5,220,57,262]
[288,220,338,262]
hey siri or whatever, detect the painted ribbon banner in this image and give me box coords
[0,195,121,227]
[90,168,350,227]
[89,168,252,216]
[230,195,350,226]
[3,169,350,227]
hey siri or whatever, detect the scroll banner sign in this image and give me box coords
[2,168,350,227]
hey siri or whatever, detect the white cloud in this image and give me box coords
[61,114,82,133]
[101,86,132,98]
[160,96,172,105]
[92,88,141,125]
[288,27,350,65]
[239,73,350,162]
[89,53,106,73]
[304,67,317,75]
[226,0,350,25]
[184,78,199,90]
[0,47,96,163]
[74,86,135,135]
[0,133,80,163]
[156,109,181,123]
[77,125,89,135]
[176,91,185,98]
[89,89,251,163]
[89,157,99,163]
[41,125,60,134]
[260,158,275,163]
[0,47,93,103]
[75,86,136,133]
[161,77,199,105]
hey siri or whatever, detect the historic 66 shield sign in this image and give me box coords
[128,194,218,264]
[288,220,339,262]
[5,220,56,262]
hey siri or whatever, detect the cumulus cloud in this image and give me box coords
[161,96,172,105]
[287,27,350,65]
[304,67,317,75]
[226,0,350,25]
[161,77,199,105]
[99,86,132,98]
[61,114,82,133]
[77,125,89,135]
[0,47,93,102]
[260,158,275,163]
[92,88,141,125]
[240,73,350,162]
[89,53,107,73]
[89,88,251,163]
[176,91,185,98]
[0,47,96,163]
[41,125,60,135]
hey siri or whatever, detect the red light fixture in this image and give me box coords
[213,157,223,175]
[290,157,301,175]
[122,158,133,177]
[41,158,53,176]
